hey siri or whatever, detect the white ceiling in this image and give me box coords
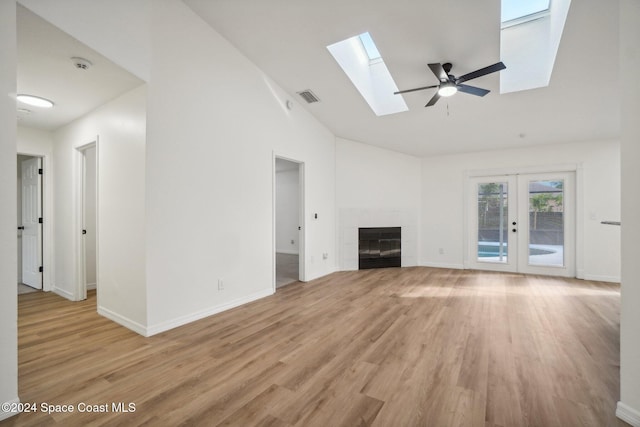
[185,0,620,157]
[16,5,143,131]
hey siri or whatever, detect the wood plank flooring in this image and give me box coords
[2,267,627,426]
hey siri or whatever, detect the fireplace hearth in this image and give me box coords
[358,227,401,269]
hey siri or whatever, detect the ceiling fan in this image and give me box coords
[394,61,506,107]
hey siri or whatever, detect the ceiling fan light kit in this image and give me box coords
[438,82,457,97]
[395,61,506,107]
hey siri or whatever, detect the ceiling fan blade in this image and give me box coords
[394,85,438,95]
[425,92,441,107]
[456,61,506,84]
[457,84,490,97]
[428,63,448,81]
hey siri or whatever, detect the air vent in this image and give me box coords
[297,90,320,104]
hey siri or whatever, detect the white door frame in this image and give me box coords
[17,151,53,292]
[464,164,583,278]
[272,153,306,292]
[74,139,98,301]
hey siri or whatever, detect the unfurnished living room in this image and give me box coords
[1,0,639,426]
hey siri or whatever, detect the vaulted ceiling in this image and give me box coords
[185,0,619,156]
[16,5,142,131]
[17,1,619,157]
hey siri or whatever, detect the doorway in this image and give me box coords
[467,171,576,277]
[17,154,42,293]
[76,143,98,300]
[274,157,305,288]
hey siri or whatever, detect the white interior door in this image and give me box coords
[468,172,575,277]
[21,157,42,289]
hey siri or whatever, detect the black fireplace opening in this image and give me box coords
[358,227,401,270]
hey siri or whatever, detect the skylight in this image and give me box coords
[359,32,381,61]
[327,32,408,116]
[502,0,550,26]
[500,0,571,94]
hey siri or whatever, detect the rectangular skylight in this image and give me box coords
[359,32,381,61]
[502,0,550,23]
[327,32,408,116]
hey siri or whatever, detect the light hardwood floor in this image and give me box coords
[3,267,628,426]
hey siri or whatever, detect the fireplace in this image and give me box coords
[358,227,401,269]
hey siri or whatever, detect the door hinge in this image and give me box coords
[38,168,43,175]
[39,266,43,273]
[38,217,43,224]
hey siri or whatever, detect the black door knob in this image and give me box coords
[512,221,516,225]
[512,228,517,232]
[17,226,24,230]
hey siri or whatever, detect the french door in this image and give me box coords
[467,172,575,277]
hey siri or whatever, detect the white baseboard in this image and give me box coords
[97,306,148,336]
[617,401,640,426]
[583,274,621,283]
[52,286,75,301]
[276,250,299,255]
[86,282,97,290]
[419,261,465,270]
[0,397,21,421]
[145,288,274,337]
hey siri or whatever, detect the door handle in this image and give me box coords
[512,228,517,232]
[512,221,517,225]
[17,226,24,230]
[82,229,87,235]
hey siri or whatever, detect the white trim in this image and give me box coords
[145,288,274,337]
[98,305,147,336]
[273,153,306,292]
[419,262,465,270]
[86,282,97,290]
[52,286,74,301]
[276,250,299,255]
[74,140,98,302]
[583,274,621,283]
[464,163,579,178]
[0,397,21,421]
[617,401,640,427]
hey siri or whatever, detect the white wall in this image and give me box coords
[0,0,19,420]
[276,164,300,254]
[52,85,147,333]
[336,138,421,270]
[421,139,621,281]
[619,0,640,424]
[84,145,97,286]
[144,0,336,334]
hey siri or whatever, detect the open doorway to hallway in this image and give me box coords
[77,144,98,298]
[275,157,304,288]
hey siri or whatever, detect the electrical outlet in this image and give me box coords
[438,248,444,255]
[322,253,328,260]
[218,279,224,290]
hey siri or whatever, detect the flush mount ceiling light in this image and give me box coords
[17,94,54,108]
[438,82,458,97]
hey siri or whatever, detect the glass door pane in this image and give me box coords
[477,182,509,263]
[527,179,564,267]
